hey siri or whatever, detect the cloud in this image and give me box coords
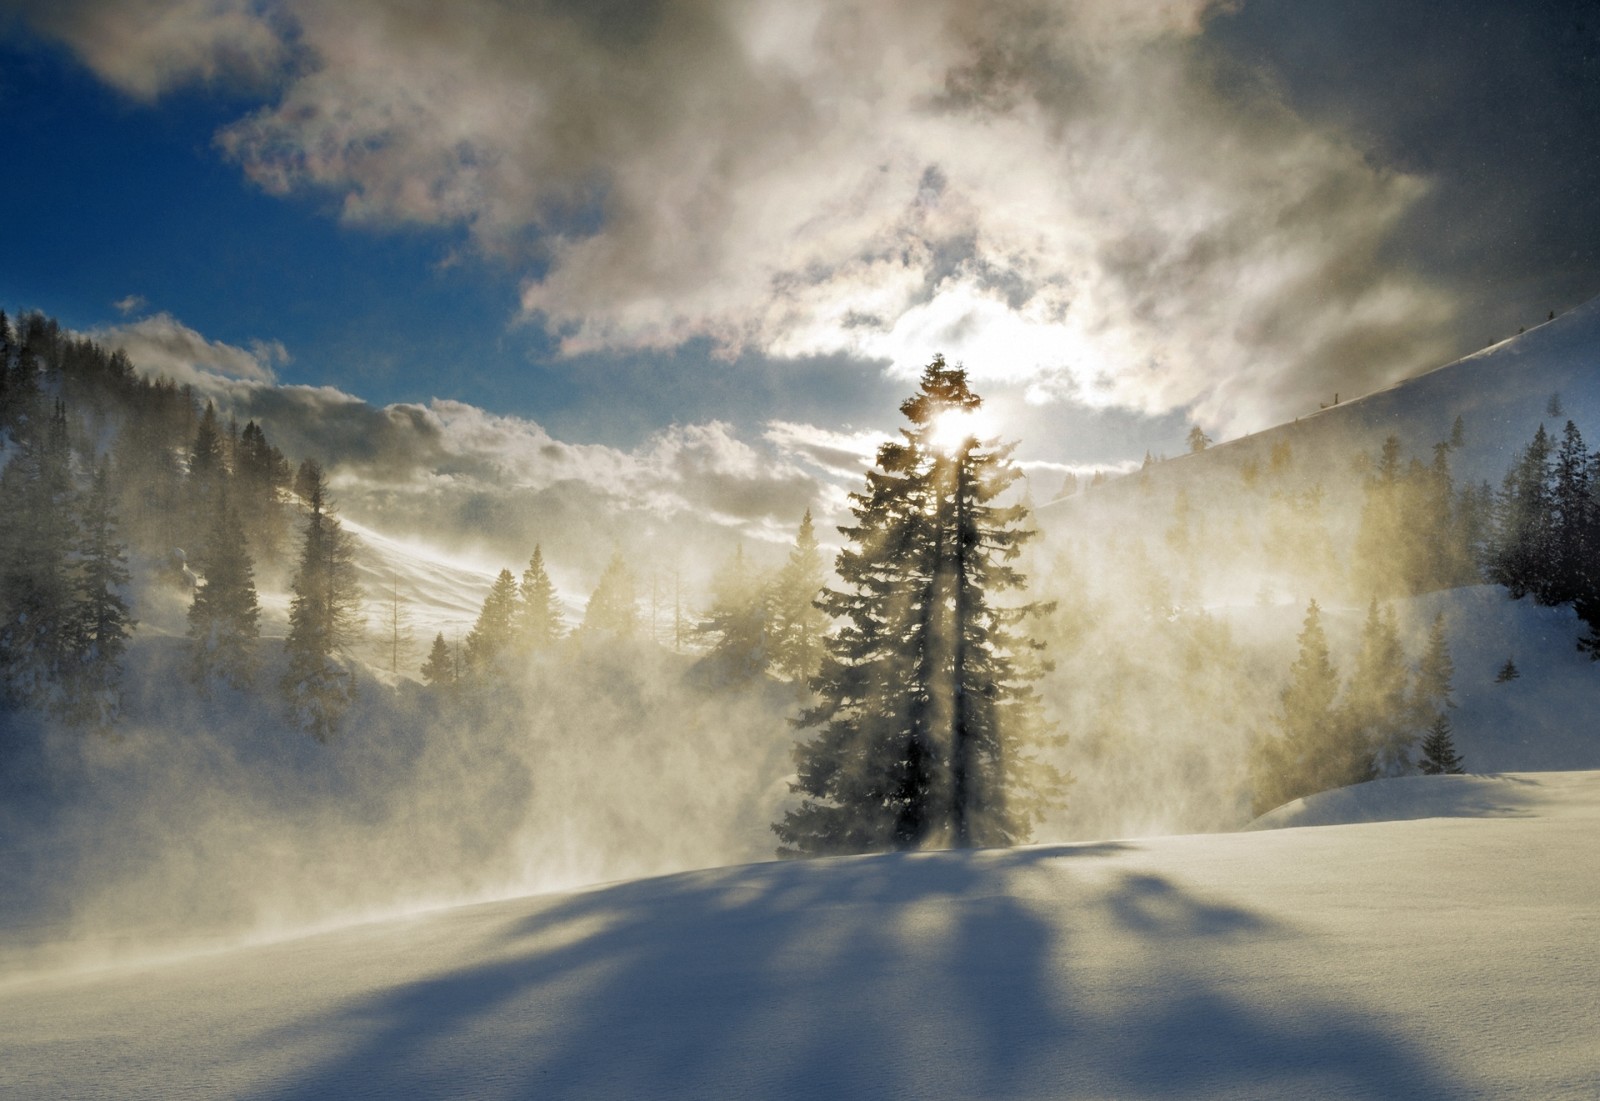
[34,0,1462,436]
[11,0,286,99]
[764,420,888,479]
[92,311,287,387]
[200,377,830,566]
[112,294,148,316]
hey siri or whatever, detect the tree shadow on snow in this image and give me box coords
[248,843,1464,1100]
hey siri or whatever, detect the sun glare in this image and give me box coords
[928,407,992,453]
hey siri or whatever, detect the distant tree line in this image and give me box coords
[430,510,831,693]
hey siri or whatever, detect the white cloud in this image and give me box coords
[764,420,889,478]
[16,0,286,99]
[91,311,286,387]
[35,0,1460,436]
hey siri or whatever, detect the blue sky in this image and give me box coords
[1,1,1597,508]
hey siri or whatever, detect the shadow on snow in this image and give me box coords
[250,843,1462,1100]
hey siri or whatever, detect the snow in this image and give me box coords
[3,770,1597,1099]
[10,303,1600,1097]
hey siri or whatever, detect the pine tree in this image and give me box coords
[775,356,1065,856]
[187,488,261,691]
[0,402,79,711]
[464,568,521,675]
[421,632,455,688]
[65,458,135,728]
[697,544,771,679]
[1488,425,1553,599]
[1546,421,1593,606]
[1494,656,1520,683]
[1251,599,1373,815]
[769,510,829,685]
[187,401,228,539]
[1353,436,1407,597]
[234,420,291,563]
[515,546,562,652]
[1418,715,1465,775]
[281,460,361,740]
[1411,613,1455,724]
[1187,425,1211,453]
[581,551,639,640]
[1344,599,1411,777]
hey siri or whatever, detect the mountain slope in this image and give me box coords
[5,771,1597,1100]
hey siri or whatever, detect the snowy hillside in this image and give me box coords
[4,770,1596,1100]
[1024,295,1600,840]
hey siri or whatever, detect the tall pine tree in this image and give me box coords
[1344,599,1411,777]
[464,568,521,675]
[1251,599,1374,815]
[281,460,361,740]
[581,551,639,640]
[515,546,562,653]
[67,458,135,728]
[0,402,79,711]
[775,356,1064,856]
[187,488,261,691]
[769,510,829,685]
[697,544,770,680]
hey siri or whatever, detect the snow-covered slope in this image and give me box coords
[5,771,1597,1100]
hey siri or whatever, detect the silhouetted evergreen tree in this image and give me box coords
[1410,613,1455,726]
[1546,421,1595,607]
[775,356,1064,856]
[697,544,770,680]
[189,401,227,495]
[1,313,43,434]
[1488,424,1553,598]
[421,632,455,688]
[515,546,562,653]
[1252,599,1373,815]
[769,510,828,685]
[187,489,261,691]
[0,402,78,711]
[1418,715,1465,775]
[281,460,360,740]
[65,458,134,728]
[1345,599,1411,777]
[464,568,520,675]
[234,420,291,563]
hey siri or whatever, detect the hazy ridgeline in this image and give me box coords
[5,304,1600,963]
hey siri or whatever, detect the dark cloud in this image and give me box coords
[1207,0,1600,345]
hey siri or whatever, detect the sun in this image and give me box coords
[927,406,993,454]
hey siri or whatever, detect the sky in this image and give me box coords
[1,0,1598,557]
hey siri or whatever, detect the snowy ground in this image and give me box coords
[3,770,1596,1100]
